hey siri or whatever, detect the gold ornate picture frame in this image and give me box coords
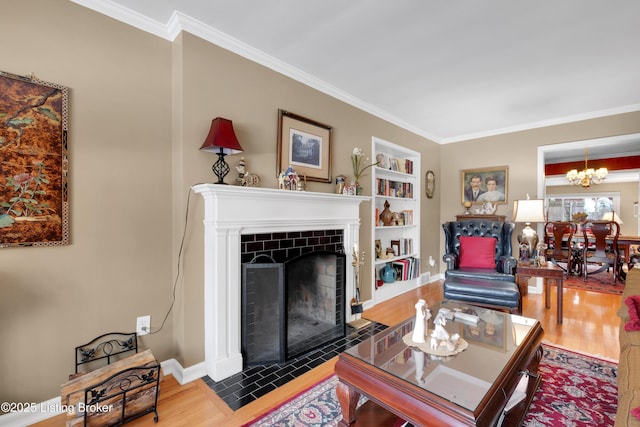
[277,109,332,183]
[0,71,69,247]
[460,166,508,205]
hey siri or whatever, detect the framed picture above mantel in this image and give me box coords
[276,110,332,183]
[461,166,509,205]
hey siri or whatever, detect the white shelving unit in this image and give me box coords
[371,136,421,305]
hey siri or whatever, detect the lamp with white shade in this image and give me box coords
[513,197,545,260]
[601,211,623,224]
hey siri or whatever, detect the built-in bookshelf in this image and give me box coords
[371,136,421,305]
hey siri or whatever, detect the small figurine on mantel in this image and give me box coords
[235,157,246,186]
[278,165,304,191]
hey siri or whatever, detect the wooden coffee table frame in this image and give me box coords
[335,322,543,427]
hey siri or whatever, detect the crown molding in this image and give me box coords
[69,0,640,145]
[70,0,441,143]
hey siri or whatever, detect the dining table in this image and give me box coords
[553,233,640,280]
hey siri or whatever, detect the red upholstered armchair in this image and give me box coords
[442,219,518,282]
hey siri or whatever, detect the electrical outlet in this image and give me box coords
[137,315,151,336]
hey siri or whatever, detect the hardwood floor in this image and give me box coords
[32,280,621,427]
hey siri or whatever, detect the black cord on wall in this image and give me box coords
[148,185,199,335]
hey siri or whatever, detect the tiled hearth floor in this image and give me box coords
[204,321,387,410]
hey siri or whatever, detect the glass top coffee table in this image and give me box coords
[335,302,544,427]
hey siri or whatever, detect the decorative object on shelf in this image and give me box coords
[0,71,70,247]
[379,262,397,283]
[425,170,435,198]
[374,239,383,259]
[343,183,356,195]
[463,201,472,215]
[461,166,509,205]
[351,147,378,195]
[536,243,548,266]
[513,196,545,259]
[375,152,388,169]
[474,201,497,215]
[234,157,261,187]
[277,109,332,183]
[277,165,305,191]
[235,157,246,185]
[335,175,346,194]
[566,148,608,188]
[411,299,431,343]
[243,172,261,187]
[200,117,244,185]
[379,200,394,226]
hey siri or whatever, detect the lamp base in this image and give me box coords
[212,150,230,184]
[517,223,539,260]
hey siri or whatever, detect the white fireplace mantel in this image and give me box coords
[193,184,369,381]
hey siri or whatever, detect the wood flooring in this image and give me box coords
[32,280,622,427]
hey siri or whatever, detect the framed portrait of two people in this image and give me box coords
[461,166,508,205]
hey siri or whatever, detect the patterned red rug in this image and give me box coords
[562,269,625,295]
[244,344,618,427]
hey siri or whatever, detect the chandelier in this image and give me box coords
[566,148,608,188]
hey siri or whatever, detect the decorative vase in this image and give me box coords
[355,180,363,195]
[379,263,397,283]
[379,200,394,226]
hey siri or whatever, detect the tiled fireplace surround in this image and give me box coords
[193,184,368,381]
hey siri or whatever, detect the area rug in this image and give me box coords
[553,262,625,295]
[244,344,618,427]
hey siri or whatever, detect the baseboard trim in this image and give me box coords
[161,358,207,385]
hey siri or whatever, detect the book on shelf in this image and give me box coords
[391,257,419,281]
[387,157,414,175]
[375,178,414,198]
[401,210,413,226]
[389,238,413,256]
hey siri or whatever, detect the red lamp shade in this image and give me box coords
[200,118,243,184]
[199,117,243,154]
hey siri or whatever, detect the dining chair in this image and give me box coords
[544,221,578,276]
[582,219,622,283]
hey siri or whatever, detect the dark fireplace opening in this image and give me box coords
[241,250,345,366]
[286,251,346,359]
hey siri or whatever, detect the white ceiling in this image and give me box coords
[74,0,640,151]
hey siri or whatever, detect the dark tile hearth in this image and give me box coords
[204,321,387,411]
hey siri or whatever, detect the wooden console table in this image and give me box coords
[456,214,506,222]
[516,262,564,324]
